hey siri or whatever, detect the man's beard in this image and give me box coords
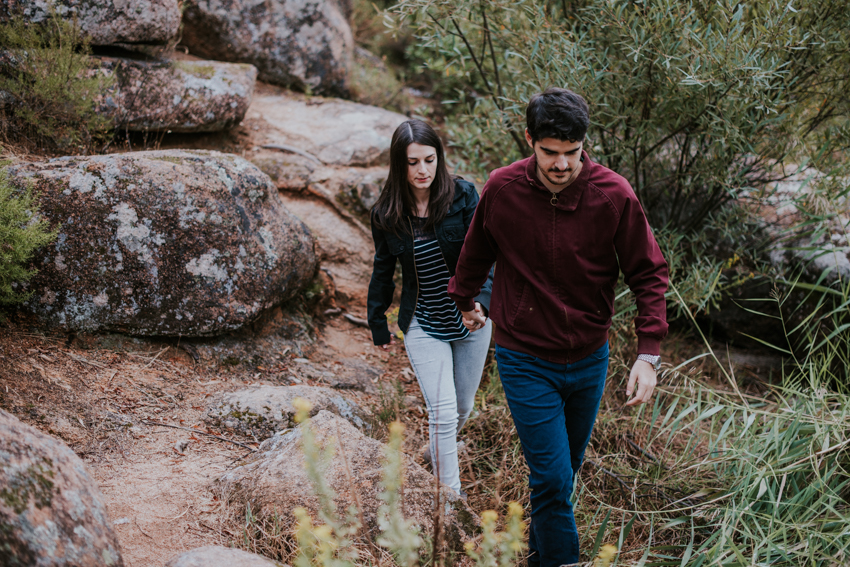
[538,164,580,188]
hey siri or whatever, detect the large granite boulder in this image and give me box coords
[248,92,407,166]
[219,411,478,552]
[96,57,257,133]
[0,0,181,54]
[203,384,368,440]
[165,546,281,567]
[7,150,317,336]
[0,409,124,566]
[181,0,353,97]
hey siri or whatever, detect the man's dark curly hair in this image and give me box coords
[526,87,589,143]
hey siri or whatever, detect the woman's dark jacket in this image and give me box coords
[367,179,494,346]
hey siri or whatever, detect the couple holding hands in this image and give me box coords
[366,88,669,567]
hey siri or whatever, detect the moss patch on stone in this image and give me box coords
[171,60,217,79]
[0,457,56,514]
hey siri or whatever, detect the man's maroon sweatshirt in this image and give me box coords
[448,151,669,363]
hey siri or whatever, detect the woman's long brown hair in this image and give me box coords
[371,119,455,234]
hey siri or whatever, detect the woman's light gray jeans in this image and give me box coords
[404,315,493,493]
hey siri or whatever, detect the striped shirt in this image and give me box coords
[411,217,469,342]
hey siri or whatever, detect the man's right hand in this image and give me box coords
[461,303,487,331]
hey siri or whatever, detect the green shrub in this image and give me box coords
[0,165,56,308]
[390,0,850,233]
[0,9,112,153]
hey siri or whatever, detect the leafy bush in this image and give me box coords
[390,0,850,233]
[0,10,112,153]
[0,165,56,308]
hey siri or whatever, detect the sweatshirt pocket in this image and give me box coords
[508,280,528,327]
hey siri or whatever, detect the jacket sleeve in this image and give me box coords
[366,211,397,345]
[614,195,669,355]
[449,182,499,313]
[459,181,495,314]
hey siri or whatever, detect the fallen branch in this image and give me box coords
[134,517,154,539]
[66,352,107,369]
[344,313,369,328]
[586,459,631,492]
[141,420,257,452]
[625,435,666,468]
[142,347,169,369]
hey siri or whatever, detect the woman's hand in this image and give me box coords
[462,302,487,331]
[379,335,397,351]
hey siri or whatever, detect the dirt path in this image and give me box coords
[0,309,429,566]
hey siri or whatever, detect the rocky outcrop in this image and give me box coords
[0,410,124,566]
[0,0,181,54]
[164,546,281,567]
[96,57,257,133]
[203,385,368,439]
[181,0,353,97]
[248,92,407,167]
[241,90,406,304]
[7,150,317,336]
[219,411,478,552]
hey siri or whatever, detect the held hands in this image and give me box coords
[625,359,657,406]
[379,335,396,351]
[461,302,487,331]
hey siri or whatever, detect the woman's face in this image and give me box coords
[406,143,438,192]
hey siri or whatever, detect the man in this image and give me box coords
[448,88,668,567]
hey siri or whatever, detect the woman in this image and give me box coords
[367,119,493,497]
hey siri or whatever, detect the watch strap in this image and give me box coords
[637,354,661,371]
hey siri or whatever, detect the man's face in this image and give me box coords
[526,129,583,189]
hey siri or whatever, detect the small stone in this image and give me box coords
[165,545,280,567]
[203,384,368,441]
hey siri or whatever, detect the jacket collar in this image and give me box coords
[401,179,468,220]
[446,178,470,215]
[525,151,592,212]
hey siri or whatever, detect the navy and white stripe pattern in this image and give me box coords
[412,219,469,342]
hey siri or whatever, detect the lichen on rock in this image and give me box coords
[7,150,317,336]
[0,410,124,566]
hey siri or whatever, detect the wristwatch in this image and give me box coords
[637,354,661,371]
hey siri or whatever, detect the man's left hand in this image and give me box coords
[625,360,657,406]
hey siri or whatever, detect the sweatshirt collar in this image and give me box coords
[525,150,593,211]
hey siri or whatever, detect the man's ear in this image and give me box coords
[524,128,535,149]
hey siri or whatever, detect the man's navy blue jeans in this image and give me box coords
[495,342,609,567]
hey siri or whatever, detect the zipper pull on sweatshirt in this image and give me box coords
[550,192,559,206]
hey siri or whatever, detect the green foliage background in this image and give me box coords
[389,0,850,233]
[0,11,112,153]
